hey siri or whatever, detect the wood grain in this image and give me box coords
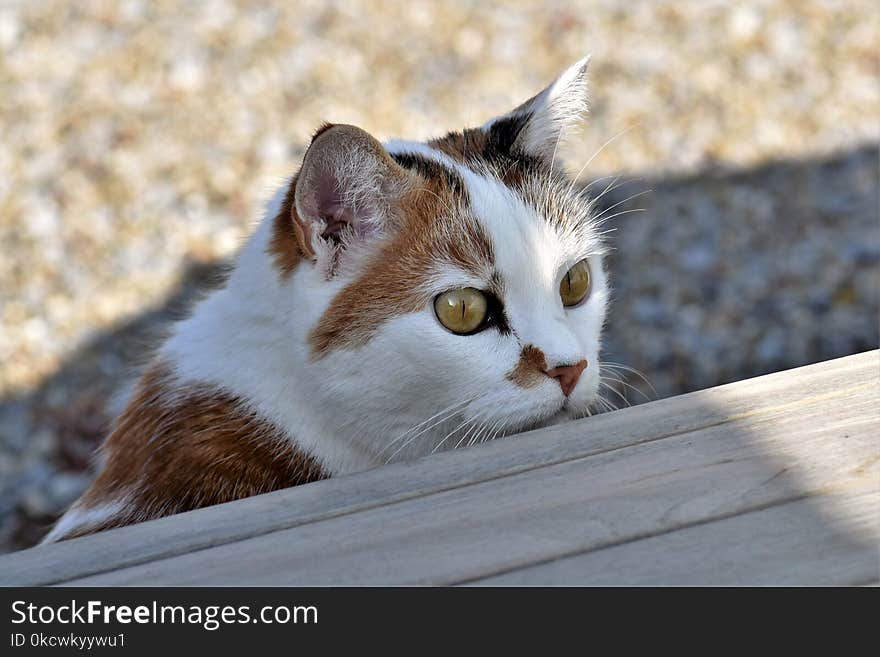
[473,490,879,585]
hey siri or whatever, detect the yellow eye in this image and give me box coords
[434,287,488,334]
[560,259,591,307]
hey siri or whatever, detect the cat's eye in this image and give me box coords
[434,288,489,335]
[560,259,591,307]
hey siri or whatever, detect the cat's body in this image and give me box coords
[46,57,610,542]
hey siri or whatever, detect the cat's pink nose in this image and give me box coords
[545,360,588,397]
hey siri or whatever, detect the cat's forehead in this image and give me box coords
[386,137,602,284]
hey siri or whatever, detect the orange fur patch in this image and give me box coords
[52,362,326,541]
[429,129,489,163]
[267,174,309,279]
[429,124,541,192]
[506,344,548,388]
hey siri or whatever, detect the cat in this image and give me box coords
[44,56,609,542]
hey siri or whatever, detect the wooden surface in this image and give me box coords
[2,351,877,586]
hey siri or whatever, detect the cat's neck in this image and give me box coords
[157,189,379,476]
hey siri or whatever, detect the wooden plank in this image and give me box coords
[2,350,876,585]
[471,490,879,585]
[60,368,878,585]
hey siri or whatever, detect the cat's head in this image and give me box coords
[270,57,609,462]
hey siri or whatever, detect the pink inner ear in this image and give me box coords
[320,202,356,243]
[312,175,373,242]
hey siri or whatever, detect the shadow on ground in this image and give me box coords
[1,142,878,553]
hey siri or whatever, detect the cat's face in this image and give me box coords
[274,58,608,463]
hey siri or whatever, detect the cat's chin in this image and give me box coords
[532,408,576,429]
[512,402,579,434]
[531,399,599,429]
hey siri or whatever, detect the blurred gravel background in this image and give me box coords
[1,0,878,551]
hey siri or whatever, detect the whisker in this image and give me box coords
[586,174,622,209]
[593,226,619,238]
[380,396,476,462]
[456,406,496,450]
[600,362,658,398]
[567,122,641,196]
[591,207,646,225]
[599,380,632,408]
[465,418,488,449]
[380,408,463,459]
[580,176,626,205]
[591,189,653,223]
[452,416,483,451]
[472,415,503,448]
[601,370,654,404]
[390,413,466,462]
[596,395,618,413]
[580,173,620,191]
[481,418,505,446]
[431,408,486,455]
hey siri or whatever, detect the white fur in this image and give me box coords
[41,499,129,544]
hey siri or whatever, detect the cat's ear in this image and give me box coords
[292,124,410,260]
[483,56,590,161]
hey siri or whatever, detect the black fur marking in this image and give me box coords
[486,113,532,156]
[484,114,548,180]
[484,289,511,336]
[391,151,465,196]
